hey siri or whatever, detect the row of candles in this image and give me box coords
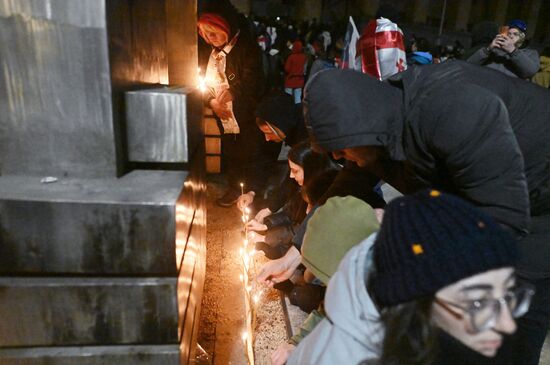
[239,183,264,365]
[197,70,261,363]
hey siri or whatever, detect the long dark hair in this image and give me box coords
[377,298,438,365]
[288,140,337,187]
[301,169,339,206]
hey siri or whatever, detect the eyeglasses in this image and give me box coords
[434,285,535,333]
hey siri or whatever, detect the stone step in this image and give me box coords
[0,170,190,275]
[0,345,183,365]
[0,277,179,347]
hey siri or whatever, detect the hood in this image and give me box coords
[303,68,405,160]
[540,56,550,72]
[409,51,433,64]
[255,91,305,143]
[324,233,383,350]
[291,40,303,53]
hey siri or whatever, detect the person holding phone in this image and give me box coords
[467,19,539,79]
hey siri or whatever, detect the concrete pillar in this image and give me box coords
[412,0,430,24]
[296,0,322,22]
[454,0,472,31]
[166,0,198,86]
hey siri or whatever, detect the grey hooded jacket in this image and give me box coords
[467,46,540,79]
[287,233,383,365]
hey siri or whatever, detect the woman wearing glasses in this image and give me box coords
[368,189,534,365]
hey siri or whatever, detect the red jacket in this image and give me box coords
[284,41,308,88]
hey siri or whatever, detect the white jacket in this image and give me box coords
[287,233,383,365]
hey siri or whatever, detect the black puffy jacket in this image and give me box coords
[305,61,550,276]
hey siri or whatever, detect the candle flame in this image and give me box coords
[198,76,207,93]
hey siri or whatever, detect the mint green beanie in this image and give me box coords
[301,196,380,285]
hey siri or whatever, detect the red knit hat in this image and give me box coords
[198,13,230,37]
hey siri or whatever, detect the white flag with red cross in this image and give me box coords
[360,17,407,80]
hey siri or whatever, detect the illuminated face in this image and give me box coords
[258,120,285,142]
[198,23,229,48]
[432,267,517,357]
[507,28,523,48]
[331,146,383,168]
[288,160,304,186]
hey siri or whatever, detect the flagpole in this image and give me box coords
[436,0,447,46]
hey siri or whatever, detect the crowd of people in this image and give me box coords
[197,1,549,364]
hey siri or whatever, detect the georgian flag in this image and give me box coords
[340,16,361,71]
[360,17,407,80]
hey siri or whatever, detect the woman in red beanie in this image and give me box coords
[198,0,278,207]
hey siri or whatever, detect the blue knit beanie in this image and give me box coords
[371,189,518,307]
[507,19,527,33]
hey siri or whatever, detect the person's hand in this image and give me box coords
[237,191,255,212]
[490,34,516,53]
[271,343,296,365]
[254,208,272,223]
[496,35,516,53]
[257,247,301,286]
[247,230,265,244]
[374,208,385,224]
[246,219,268,232]
[489,35,503,50]
[209,98,232,119]
[218,88,233,104]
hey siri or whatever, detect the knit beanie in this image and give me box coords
[301,196,380,285]
[198,13,231,37]
[371,189,518,308]
[507,19,527,33]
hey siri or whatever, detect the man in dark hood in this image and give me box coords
[236,91,307,214]
[304,62,550,365]
[239,90,386,214]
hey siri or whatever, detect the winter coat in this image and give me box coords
[532,55,550,88]
[467,46,540,79]
[287,234,383,365]
[407,51,433,65]
[198,15,265,133]
[284,40,308,89]
[304,62,550,277]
